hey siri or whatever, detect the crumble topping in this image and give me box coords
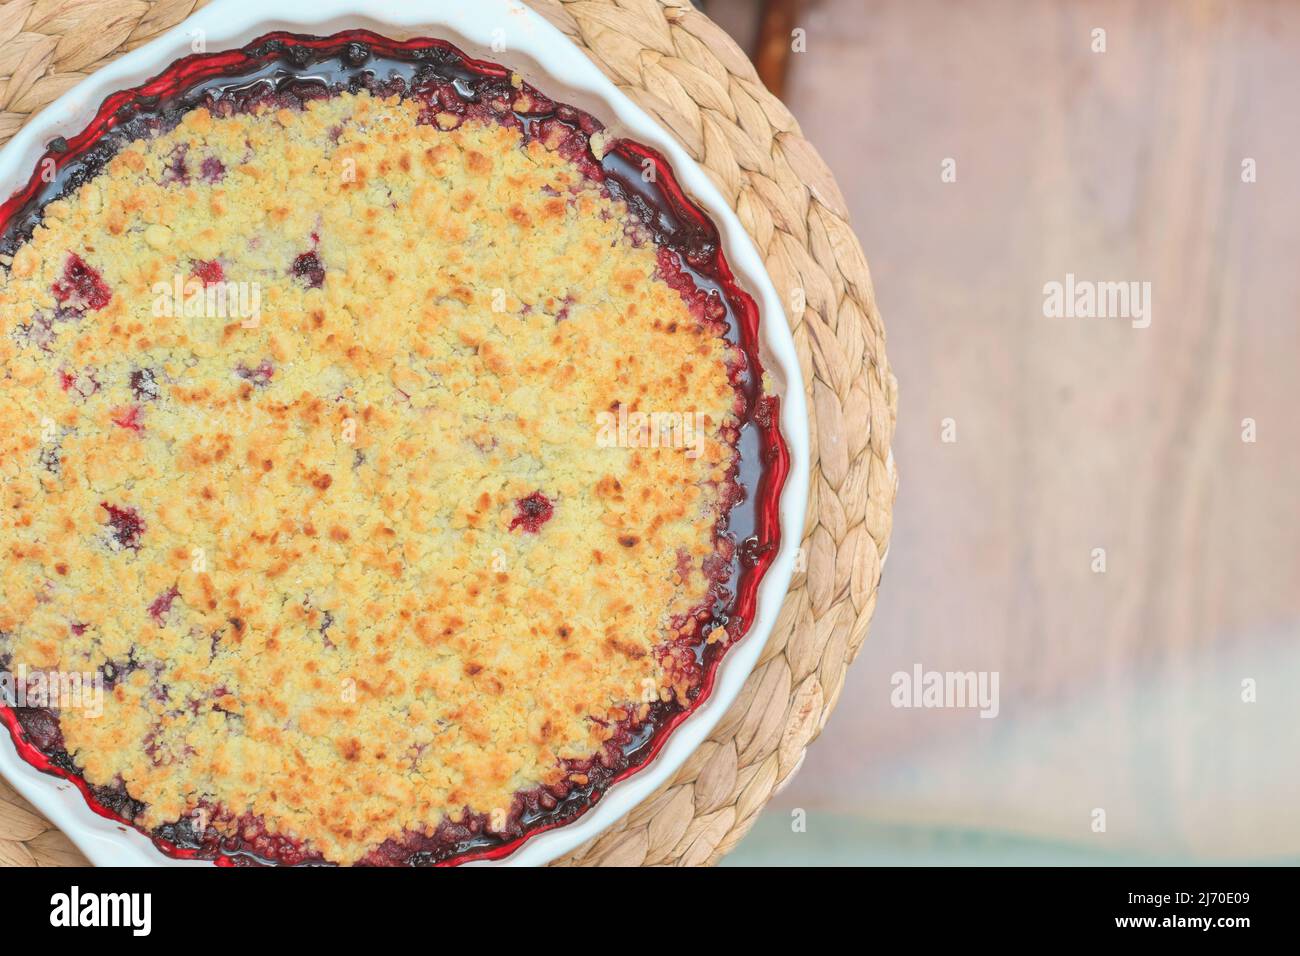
[0,91,741,863]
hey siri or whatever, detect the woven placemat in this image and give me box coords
[0,0,896,867]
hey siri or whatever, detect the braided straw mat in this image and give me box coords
[0,0,896,867]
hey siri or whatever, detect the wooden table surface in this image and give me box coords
[737,0,1300,863]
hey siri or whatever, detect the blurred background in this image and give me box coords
[704,0,1300,865]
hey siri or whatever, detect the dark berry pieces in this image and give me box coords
[100,652,142,690]
[153,814,206,851]
[87,780,145,823]
[291,251,325,289]
[148,586,180,625]
[101,502,145,550]
[52,253,111,312]
[162,145,190,184]
[13,707,64,753]
[555,294,575,322]
[655,247,725,325]
[38,444,60,475]
[130,367,160,401]
[191,259,224,285]
[235,360,274,387]
[738,535,774,568]
[14,313,55,351]
[199,156,226,183]
[509,492,554,533]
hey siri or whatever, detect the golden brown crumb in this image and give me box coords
[0,92,737,864]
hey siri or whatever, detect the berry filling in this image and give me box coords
[191,259,224,285]
[101,502,145,551]
[59,367,100,399]
[235,359,274,386]
[509,492,553,533]
[129,367,160,401]
[148,586,180,625]
[291,251,325,288]
[162,146,190,185]
[200,156,226,183]
[111,405,143,432]
[51,253,111,312]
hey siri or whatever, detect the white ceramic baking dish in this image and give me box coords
[0,0,809,866]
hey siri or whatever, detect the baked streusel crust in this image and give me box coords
[0,88,742,863]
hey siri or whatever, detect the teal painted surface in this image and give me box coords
[722,814,1300,867]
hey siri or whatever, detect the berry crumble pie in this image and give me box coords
[0,33,787,865]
